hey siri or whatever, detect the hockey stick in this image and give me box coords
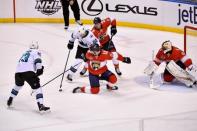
[31,61,83,96]
[149,50,156,89]
[107,34,114,50]
[42,62,82,88]
[59,50,71,92]
[41,69,70,88]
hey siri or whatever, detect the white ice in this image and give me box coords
[0,23,197,131]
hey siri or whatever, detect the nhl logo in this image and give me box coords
[35,0,61,15]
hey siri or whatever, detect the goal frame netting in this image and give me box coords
[184,25,197,53]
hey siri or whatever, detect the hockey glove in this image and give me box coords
[123,57,131,64]
[111,26,117,36]
[36,66,44,76]
[67,41,74,50]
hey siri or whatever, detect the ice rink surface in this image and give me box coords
[0,23,197,131]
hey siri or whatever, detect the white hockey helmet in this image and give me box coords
[162,40,172,54]
[78,26,87,38]
[29,41,39,49]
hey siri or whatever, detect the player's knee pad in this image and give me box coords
[91,87,100,94]
[163,73,174,82]
[109,74,117,84]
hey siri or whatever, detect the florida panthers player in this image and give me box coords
[144,40,197,87]
[72,44,131,94]
[89,17,123,76]
[66,26,100,81]
[7,41,50,112]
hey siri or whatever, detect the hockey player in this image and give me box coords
[7,41,50,112]
[66,26,100,81]
[72,44,131,94]
[144,40,197,87]
[90,17,123,76]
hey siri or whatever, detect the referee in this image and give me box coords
[60,0,83,29]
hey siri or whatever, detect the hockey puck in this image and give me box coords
[59,89,63,92]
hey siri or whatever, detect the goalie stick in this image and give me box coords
[149,50,157,89]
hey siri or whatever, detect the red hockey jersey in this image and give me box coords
[92,18,116,46]
[154,46,192,67]
[86,50,123,75]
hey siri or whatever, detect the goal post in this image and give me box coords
[184,26,197,65]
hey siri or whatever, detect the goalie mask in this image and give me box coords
[90,44,100,56]
[29,41,39,49]
[162,40,172,54]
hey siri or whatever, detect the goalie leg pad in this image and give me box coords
[166,60,196,87]
[187,64,197,80]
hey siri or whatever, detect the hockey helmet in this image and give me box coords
[78,26,87,38]
[162,40,172,54]
[93,17,101,24]
[90,44,100,55]
[29,41,39,49]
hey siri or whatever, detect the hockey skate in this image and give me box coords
[37,102,50,113]
[73,87,82,93]
[67,74,73,81]
[106,84,118,90]
[115,67,122,76]
[7,97,13,107]
[76,20,83,26]
[64,26,68,30]
[80,67,87,76]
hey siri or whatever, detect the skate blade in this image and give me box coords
[39,109,51,115]
[7,105,14,109]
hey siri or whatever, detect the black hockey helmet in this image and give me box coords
[90,44,100,55]
[90,44,100,52]
[93,17,101,24]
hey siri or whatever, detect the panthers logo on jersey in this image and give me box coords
[91,61,100,70]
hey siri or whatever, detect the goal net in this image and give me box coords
[184,26,197,65]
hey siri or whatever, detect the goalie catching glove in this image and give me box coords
[144,61,158,76]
